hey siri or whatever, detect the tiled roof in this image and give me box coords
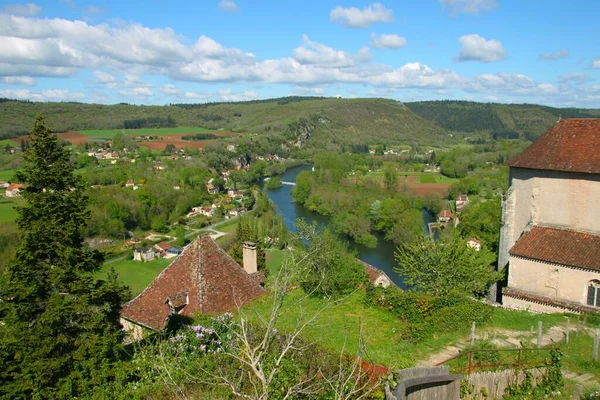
[510,226,600,271]
[438,209,454,219]
[7,183,24,190]
[361,261,391,286]
[156,242,171,251]
[121,234,266,330]
[506,118,600,174]
[503,287,600,314]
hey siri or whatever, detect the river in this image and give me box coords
[265,165,436,289]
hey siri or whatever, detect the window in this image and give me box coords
[587,280,600,307]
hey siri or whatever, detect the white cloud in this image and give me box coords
[158,83,208,100]
[2,3,41,16]
[0,88,84,101]
[370,33,407,49]
[539,49,569,61]
[292,87,326,95]
[159,84,179,95]
[119,87,153,97]
[559,73,592,86]
[218,88,258,101]
[293,34,371,67]
[466,73,558,96]
[330,3,394,28]
[219,0,239,12]
[0,76,35,86]
[93,70,119,88]
[439,0,497,15]
[593,60,600,69]
[457,34,505,62]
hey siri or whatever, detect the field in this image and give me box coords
[0,198,18,222]
[0,169,17,182]
[364,171,455,197]
[96,257,172,298]
[11,128,239,151]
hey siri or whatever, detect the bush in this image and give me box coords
[429,298,494,333]
[400,323,433,344]
[366,286,435,324]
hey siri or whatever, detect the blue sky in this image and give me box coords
[0,0,599,107]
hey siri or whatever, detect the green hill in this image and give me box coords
[0,97,451,149]
[405,100,600,140]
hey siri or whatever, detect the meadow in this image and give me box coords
[96,257,173,298]
[0,169,17,182]
[0,198,18,222]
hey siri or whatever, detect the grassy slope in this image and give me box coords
[0,98,452,148]
[405,100,600,138]
[0,169,17,181]
[96,258,172,298]
[0,199,18,222]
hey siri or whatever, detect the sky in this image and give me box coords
[0,0,599,107]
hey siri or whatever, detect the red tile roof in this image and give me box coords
[155,242,171,251]
[510,226,600,271]
[7,183,24,191]
[438,209,455,219]
[121,234,266,330]
[361,261,391,286]
[506,118,600,174]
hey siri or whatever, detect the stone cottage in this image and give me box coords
[498,118,600,313]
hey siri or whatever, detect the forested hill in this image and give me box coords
[405,100,600,140]
[0,97,451,148]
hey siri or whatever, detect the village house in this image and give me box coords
[133,248,155,262]
[437,209,456,226]
[227,188,244,198]
[498,118,600,313]
[455,194,470,213]
[0,181,9,188]
[361,261,393,288]
[125,179,135,188]
[153,242,172,257]
[121,234,266,339]
[206,178,218,194]
[5,183,24,197]
[466,238,482,251]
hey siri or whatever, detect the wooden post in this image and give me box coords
[566,318,570,345]
[470,322,476,346]
[467,350,474,374]
[537,321,542,349]
[594,329,599,362]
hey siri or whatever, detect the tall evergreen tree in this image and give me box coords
[0,116,129,399]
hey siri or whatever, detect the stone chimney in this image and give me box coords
[242,241,258,274]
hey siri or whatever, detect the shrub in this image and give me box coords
[429,299,494,333]
[401,323,433,344]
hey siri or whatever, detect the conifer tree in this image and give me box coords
[0,116,129,399]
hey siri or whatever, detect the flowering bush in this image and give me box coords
[168,313,236,357]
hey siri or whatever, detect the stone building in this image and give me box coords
[498,118,600,313]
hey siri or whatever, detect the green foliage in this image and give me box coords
[365,286,494,344]
[504,349,564,399]
[0,115,130,399]
[383,165,398,190]
[180,133,218,141]
[295,220,366,298]
[265,176,283,189]
[291,170,312,203]
[458,198,502,253]
[394,232,501,297]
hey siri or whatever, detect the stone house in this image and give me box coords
[466,238,482,251]
[5,183,24,197]
[133,248,155,262]
[498,118,600,313]
[455,194,470,213]
[361,261,393,288]
[121,234,266,340]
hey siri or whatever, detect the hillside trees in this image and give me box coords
[394,232,502,298]
[0,116,129,399]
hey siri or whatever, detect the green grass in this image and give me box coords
[78,127,215,138]
[96,257,172,298]
[0,198,19,222]
[216,219,238,233]
[0,169,17,182]
[559,331,600,379]
[0,139,18,147]
[265,248,287,276]
[243,290,409,368]
[487,308,574,332]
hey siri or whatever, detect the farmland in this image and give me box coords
[96,257,172,298]
[0,198,18,222]
[78,127,217,138]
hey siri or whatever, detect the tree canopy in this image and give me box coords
[0,115,129,399]
[394,233,501,298]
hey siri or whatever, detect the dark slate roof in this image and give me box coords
[121,234,266,330]
[506,118,600,174]
[510,226,600,271]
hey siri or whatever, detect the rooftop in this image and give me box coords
[122,234,266,330]
[506,118,600,174]
[510,225,600,271]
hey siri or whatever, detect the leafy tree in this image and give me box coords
[383,164,398,191]
[295,220,366,298]
[458,198,502,253]
[0,116,129,399]
[291,170,312,204]
[394,232,501,298]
